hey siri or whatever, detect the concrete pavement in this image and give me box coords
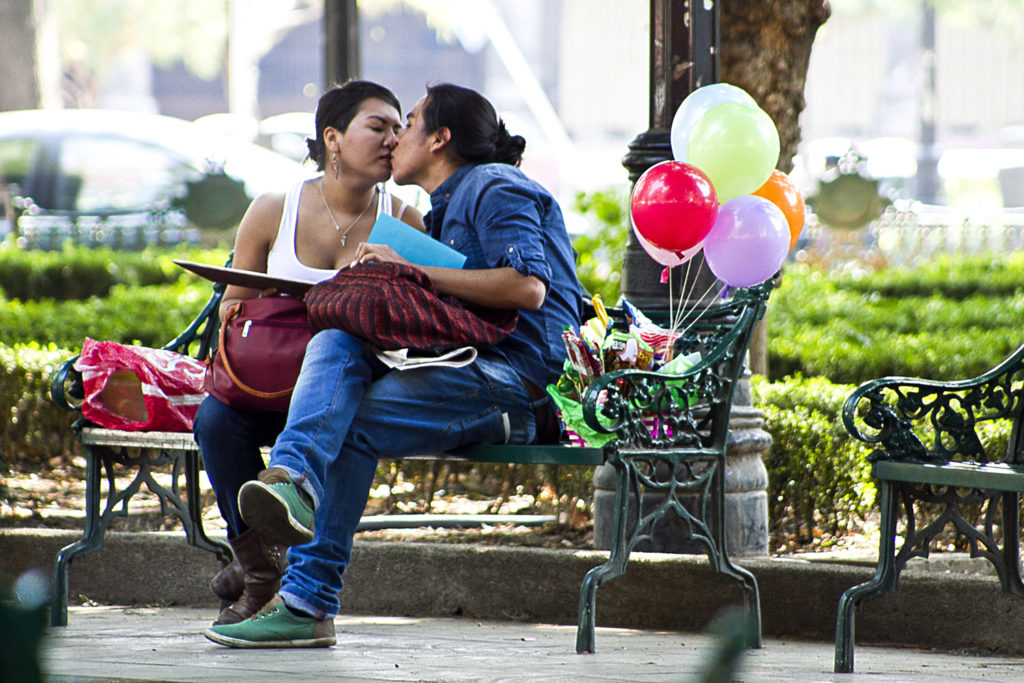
[5,528,1024,680]
[36,604,1024,682]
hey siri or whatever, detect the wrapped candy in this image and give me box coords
[601,329,654,373]
[622,298,682,363]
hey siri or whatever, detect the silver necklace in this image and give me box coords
[318,177,377,247]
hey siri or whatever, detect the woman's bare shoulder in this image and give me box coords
[246,191,288,221]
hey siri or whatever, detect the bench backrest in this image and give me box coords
[842,341,1024,466]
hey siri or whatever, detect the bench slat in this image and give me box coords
[76,427,605,466]
[873,459,1024,492]
[78,428,198,450]
[444,443,604,466]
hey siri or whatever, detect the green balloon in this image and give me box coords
[686,101,780,202]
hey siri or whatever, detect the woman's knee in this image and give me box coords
[195,395,250,432]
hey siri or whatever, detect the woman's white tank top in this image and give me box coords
[266,178,395,282]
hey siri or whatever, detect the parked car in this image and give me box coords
[0,109,315,243]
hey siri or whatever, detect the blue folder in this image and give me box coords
[367,213,467,269]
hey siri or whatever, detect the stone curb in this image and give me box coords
[2,528,1022,655]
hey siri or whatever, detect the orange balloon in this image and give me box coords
[752,170,805,248]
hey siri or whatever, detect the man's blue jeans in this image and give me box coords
[269,329,542,619]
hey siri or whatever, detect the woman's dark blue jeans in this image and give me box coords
[192,396,287,537]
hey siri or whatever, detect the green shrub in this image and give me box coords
[0,343,79,469]
[768,262,1024,383]
[752,375,876,546]
[833,252,1024,300]
[1,281,211,350]
[572,189,628,304]
[0,242,227,301]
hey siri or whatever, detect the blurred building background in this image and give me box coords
[42,0,1024,217]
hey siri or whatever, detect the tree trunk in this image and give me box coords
[0,0,42,111]
[720,1,831,377]
[720,0,832,174]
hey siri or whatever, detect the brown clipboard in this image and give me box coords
[173,259,325,295]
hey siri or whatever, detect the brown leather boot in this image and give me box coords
[209,559,244,602]
[212,528,289,625]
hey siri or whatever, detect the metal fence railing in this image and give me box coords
[793,201,1024,268]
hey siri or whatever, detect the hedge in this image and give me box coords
[6,240,1024,546]
[751,375,875,546]
[1,282,211,350]
[767,261,1024,384]
[0,241,227,301]
[1,343,79,467]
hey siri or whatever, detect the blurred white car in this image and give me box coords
[0,109,314,220]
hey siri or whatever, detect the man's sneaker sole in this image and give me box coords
[203,628,335,648]
[239,481,314,546]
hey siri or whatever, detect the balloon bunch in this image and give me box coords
[630,83,805,289]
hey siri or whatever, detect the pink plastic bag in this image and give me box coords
[75,338,207,432]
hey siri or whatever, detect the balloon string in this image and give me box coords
[678,255,707,326]
[679,281,728,339]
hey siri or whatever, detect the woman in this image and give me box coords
[193,80,423,626]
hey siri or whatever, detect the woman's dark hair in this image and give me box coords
[420,83,526,167]
[305,80,401,171]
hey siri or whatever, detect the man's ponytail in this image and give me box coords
[422,83,527,167]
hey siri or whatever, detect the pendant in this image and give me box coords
[341,235,347,247]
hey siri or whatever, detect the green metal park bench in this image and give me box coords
[49,265,773,653]
[834,344,1024,673]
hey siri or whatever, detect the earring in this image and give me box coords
[331,152,339,180]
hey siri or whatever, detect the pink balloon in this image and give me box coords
[632,219,701,267]
[630,161,718,251]
[703,195,789,287]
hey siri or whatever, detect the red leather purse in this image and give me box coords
[203,296,312,412]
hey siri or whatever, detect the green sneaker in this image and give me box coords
[204,596,336,648]
[239,468,315,546]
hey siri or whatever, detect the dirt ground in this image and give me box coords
[0,455,879,556]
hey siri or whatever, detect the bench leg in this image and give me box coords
[712,553,762,648]
[50,449,107,627]
[999,492,1024,597]
[51,444,231,627]
[835,480,899,673]
[706,465,762,649]
[576,461,631,654]
[182,450,232,565]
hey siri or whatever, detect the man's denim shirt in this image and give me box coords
[424,163,584,389]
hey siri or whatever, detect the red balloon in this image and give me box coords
[630,161,718,251]
[632,218,702,267]
[752,170,805,249]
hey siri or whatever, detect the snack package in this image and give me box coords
[659,350,701,375]
[622,298,682,363]
[580,316,608,351]
[562,328,601,383]
[601,330,654,373]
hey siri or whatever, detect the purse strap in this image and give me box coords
[217,302,294,400]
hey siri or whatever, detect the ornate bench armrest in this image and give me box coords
[50,356,84,412]
[842,341,1024,464]
[580,283,772,451]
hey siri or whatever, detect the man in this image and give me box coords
[205,83,583,648]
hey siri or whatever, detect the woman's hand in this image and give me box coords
[348,242,545,310]
[219,298,243,323]
[349,242,412,268]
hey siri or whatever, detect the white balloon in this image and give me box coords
[670,83,759,162]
